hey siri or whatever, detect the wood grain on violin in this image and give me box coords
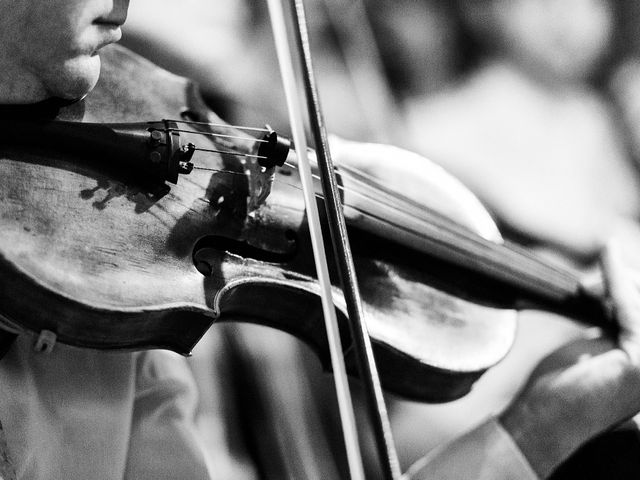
[0,45,609,402]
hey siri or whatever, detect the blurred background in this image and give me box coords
[120,1,640,477]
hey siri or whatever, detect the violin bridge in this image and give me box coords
[244,158,276,216]
[245,126,290,216]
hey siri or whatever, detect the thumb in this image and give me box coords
[601,239,640,364]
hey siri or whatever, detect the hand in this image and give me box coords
[602,242,640,364]
[499,241,640,478]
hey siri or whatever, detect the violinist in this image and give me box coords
[0,1,640,480]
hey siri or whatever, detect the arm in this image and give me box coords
[404,418,538,480]
[500,242,640,478]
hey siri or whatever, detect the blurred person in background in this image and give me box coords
[406,0,640,262]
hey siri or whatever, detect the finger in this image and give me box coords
[601,240,640,363]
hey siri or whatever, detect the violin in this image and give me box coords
[0,44,609,404]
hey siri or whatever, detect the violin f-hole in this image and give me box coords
[192,232,298,277]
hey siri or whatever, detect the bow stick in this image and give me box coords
[266,1,402,479]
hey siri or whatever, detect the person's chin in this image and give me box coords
[47,54,102,101]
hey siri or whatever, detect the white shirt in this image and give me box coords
[0,333,538,480]
[0,335,210,480]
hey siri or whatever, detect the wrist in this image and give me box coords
[500,347,640,478]
[499,390,572,478]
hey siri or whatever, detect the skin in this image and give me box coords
[0,0,129,103]
[500,242,640,478]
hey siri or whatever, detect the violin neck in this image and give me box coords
[334,164,610,329]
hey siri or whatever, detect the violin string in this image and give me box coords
[164,119,271,133]
[191,164,350,203]
[282,161,430,225]
[192,159,442,234]
[189,157,578,290]
[191,150,490,253]
[160,121,431,218]
[163,128,269,143]
[342,202,580,292]
[185,140,575,285]
[191,166,249,176]
[277,163,580,286]
[178,129,418,219]
[191,164,338,200]
[192,148,268,160]
[191,156,430,223]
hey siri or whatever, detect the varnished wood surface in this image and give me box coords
[0,45,518,401]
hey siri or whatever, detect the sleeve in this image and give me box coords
[123,350,213,480]
[403,417,539,480]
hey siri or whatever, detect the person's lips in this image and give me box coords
[94,10,127,28]
[90,21,124,54]
[93,20,124,29]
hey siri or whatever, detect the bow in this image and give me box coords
[265,1,402,478]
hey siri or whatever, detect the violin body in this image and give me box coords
[0,44,546,402]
